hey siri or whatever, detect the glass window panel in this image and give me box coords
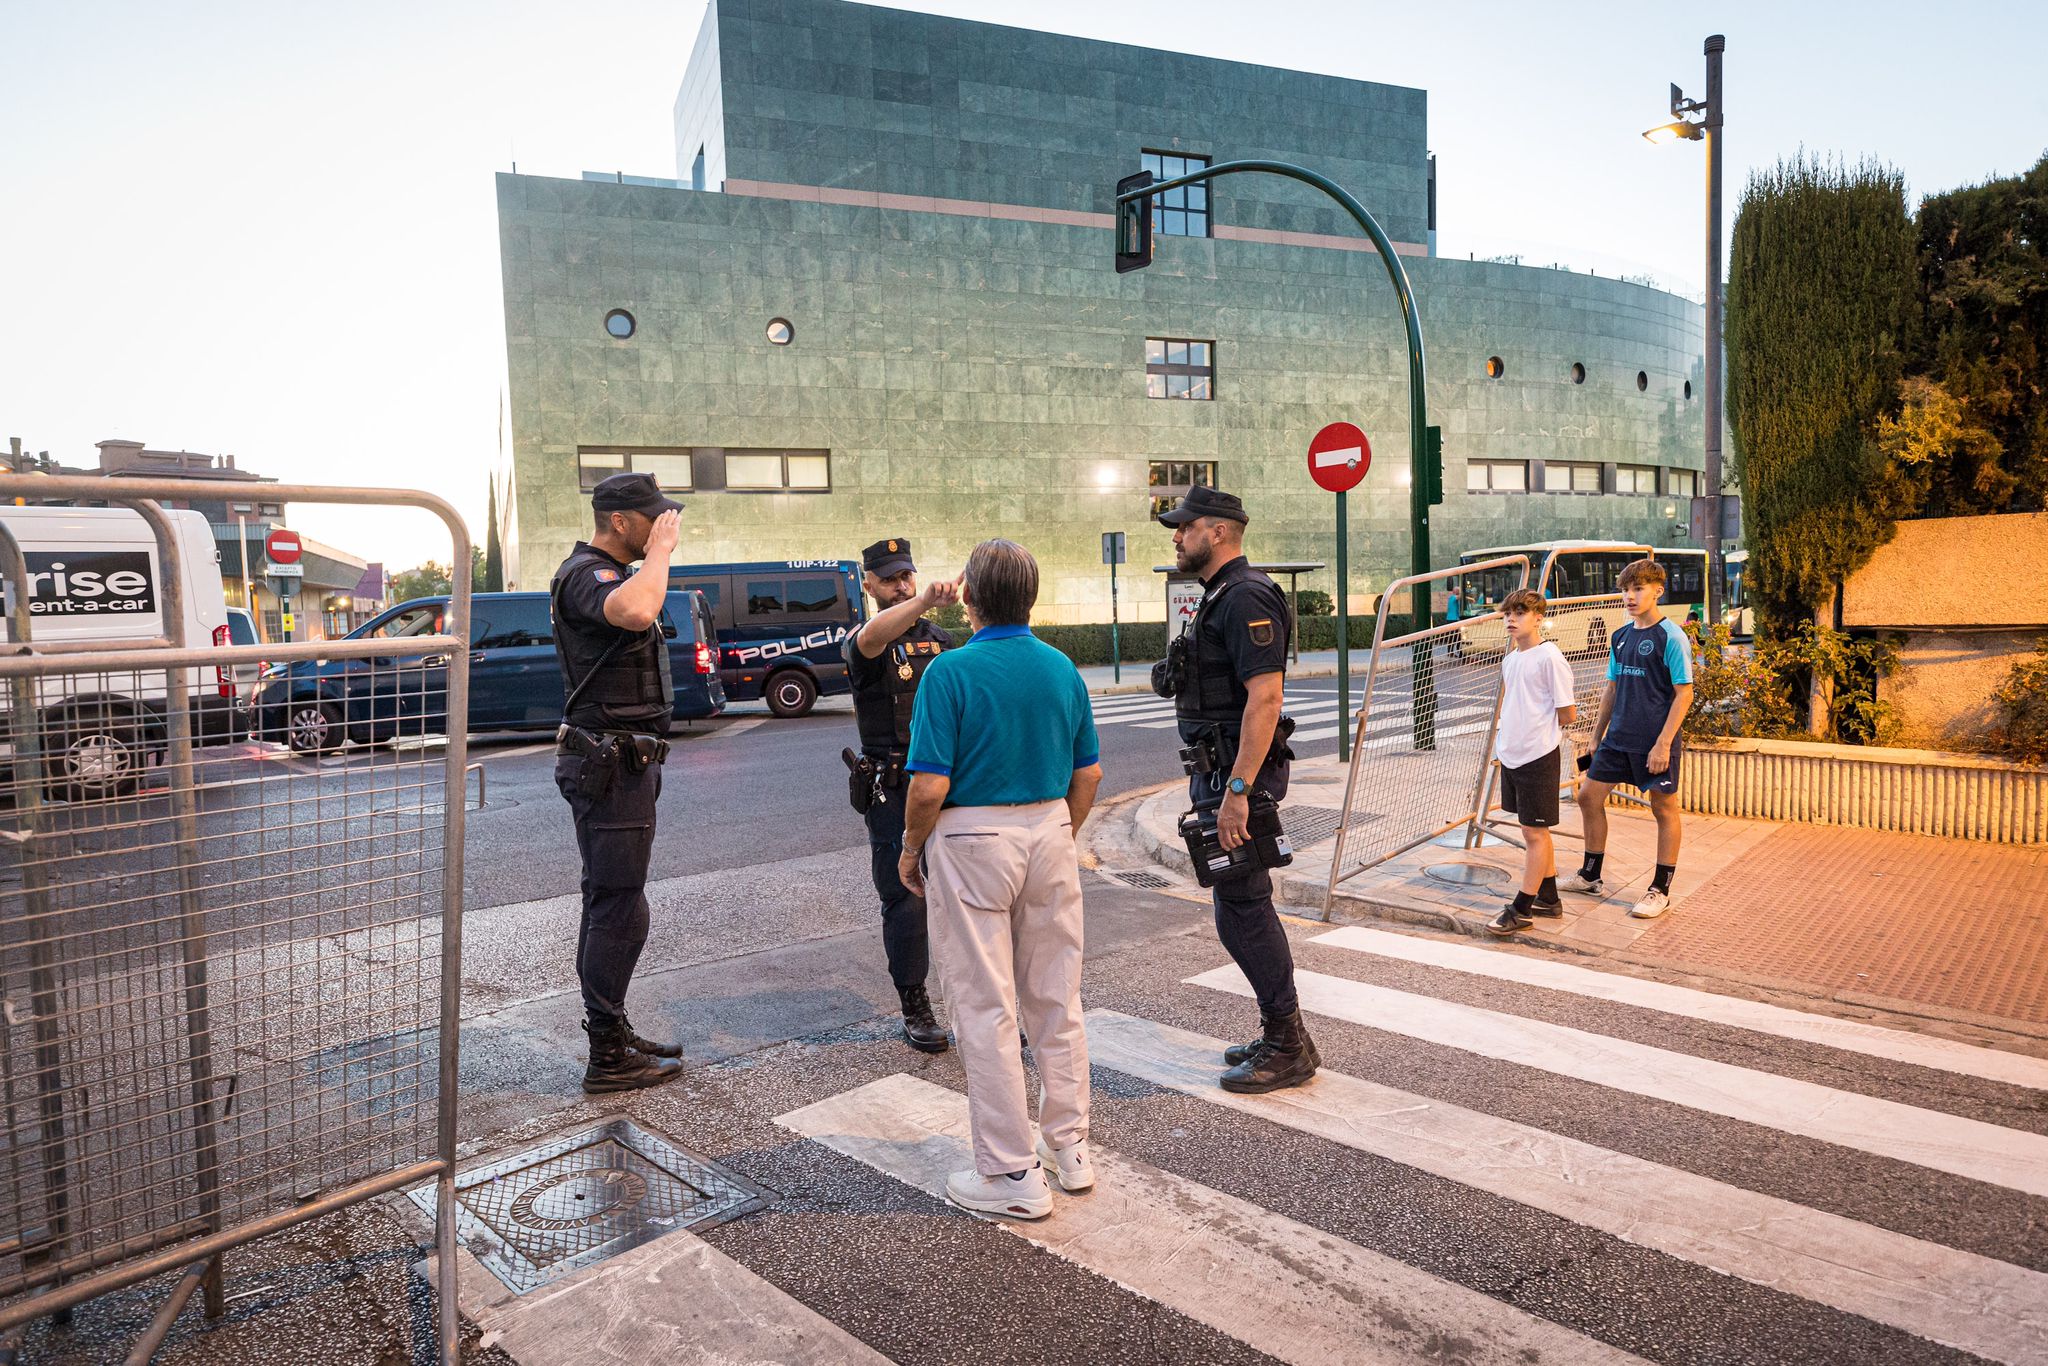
[1498,462,1527,491]
[1146,373,1167,399]
[1146,337,1166,365]
[1188,185,1206,211]
[678,579,721,612]
[1163,210,1185,236]
[745,581,785,614]
[1543,464,1572,492]
[1142,152,1161,176]
[636,452,693,490]
[786,454,830,489]
[1186,376,1212,400]
[1189,341,1209,367]
[578,450,627,490]
[1198,462,1217,485]
[1169,461,1190,486]
[1573,464,1600,492]
[475,599,554,649]
[1167,373,1190,398]
[1168,340,1188,366]
[725,453,784,488]
[1467,464,1490,491]
[785,577,839,613]
[1149,462,1169,487]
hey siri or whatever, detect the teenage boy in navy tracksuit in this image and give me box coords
[1562,558,1694,920]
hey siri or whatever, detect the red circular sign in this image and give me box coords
[1307,422,1371,493]
[264,528,303,564]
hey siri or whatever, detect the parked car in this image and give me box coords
[669,560,866,717]
[253,589,724,754]
[0,504,244,800]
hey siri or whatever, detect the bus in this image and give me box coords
[1722,549,1754,639]
[1455,541,1707,654]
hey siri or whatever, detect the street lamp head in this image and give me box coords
[1643,119,1704,144]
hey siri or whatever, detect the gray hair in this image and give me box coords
[962,539,1038,627]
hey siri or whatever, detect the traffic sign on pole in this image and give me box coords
[1307,422,1371,494]
[1308,423,1370,759]
[265,528,303,565]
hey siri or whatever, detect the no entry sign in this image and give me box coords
[264,528,303,565]
[1307,423,1371,494]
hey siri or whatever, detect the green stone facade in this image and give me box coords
[498,0,1705,623]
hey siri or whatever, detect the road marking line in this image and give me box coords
[1312,927,2048,1092]
[1186,966,2048,1198]
[777,1073,1644,1366]
[1086,1010,2048,1366]
[703,718,767,740]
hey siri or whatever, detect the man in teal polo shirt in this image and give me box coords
[898,539,1103,1221]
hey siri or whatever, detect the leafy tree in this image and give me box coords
[1726,155,1918,635]
[1989,638,2048,763]
[390,561,453,603]
[483,478,506,593]
[1907,154,2048,515]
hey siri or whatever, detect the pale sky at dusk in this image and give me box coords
[3,0,2042,570]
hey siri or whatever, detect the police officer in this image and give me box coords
[1156,486,1318,1093]
[845,538,956,1052]
[552,472,685,1094]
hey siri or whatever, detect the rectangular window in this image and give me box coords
[259,503,282,518]
[1145,338,1214,400]
[1148,459,1218,519]
[785,576,841,614]
[1616,464,1658,495]
[1666,468,1700,498]
[474,598,554,650]
[1140,151,1210,237]
[1465,460,1528,493]
[722,449,831,492]
[1543,461,1602,494]
[744,580,785,615]
[577,447,693,492]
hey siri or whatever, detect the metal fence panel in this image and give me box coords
[0,479,469,1365]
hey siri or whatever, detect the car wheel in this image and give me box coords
[765,670,817,718]
[45,707,151,802]
[285,700,346,755]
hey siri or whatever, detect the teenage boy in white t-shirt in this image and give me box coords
[1486,589,1579,936]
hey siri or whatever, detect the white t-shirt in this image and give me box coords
[1496,640,1577,769]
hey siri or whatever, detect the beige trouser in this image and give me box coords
[925,799,1090,1176]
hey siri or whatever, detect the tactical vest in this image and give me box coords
[851,618,948,757]
[1176,561,1289,729]
[551,546,673,735]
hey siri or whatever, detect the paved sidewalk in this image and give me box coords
[1080,648,1349,695]
[1124,755,2048,1037]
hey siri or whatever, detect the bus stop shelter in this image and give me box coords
[1156,561,1325,663]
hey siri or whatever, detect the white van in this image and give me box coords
[0,505,242,800]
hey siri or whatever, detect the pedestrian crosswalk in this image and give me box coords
[1088,689,1498,748]
[653,920,2048,1363]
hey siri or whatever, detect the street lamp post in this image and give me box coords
[230,503,257,633]
[1644,35,1727,627]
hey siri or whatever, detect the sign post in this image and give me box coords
[1307,423,1371,760]
[1102,531,1127,683]
[266,529,303,641]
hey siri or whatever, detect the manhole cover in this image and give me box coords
[1423,861,1512,887]
[1108,869,1173,889]
[412,1119,766,1294]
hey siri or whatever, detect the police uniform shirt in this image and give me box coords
[554,542,674,737]
[1177,557,1289,742]
[845,617,953,758]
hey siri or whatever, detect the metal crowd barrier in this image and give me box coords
[0,477,469,1365]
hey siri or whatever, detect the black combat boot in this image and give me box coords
[899,984,951,1054]
[582,1018,684,1094]
[1219,1010,1319,1094]
[618,1014,682,1059]
[1223,1018,1321,1071]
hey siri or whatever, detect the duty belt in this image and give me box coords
[557,723,671,770]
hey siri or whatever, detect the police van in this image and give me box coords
[0,505,242,800]
[669,560,867,717]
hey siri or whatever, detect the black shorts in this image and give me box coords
[1499,746,1562,828]
[1588,737,1683,795]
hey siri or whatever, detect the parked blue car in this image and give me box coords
[254,590,724,754]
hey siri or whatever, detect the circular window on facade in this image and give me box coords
[1636,370,1649,392]
[766,318,794,346]
[1485,356,1505,380]
[1570,362,1586,385]
[604,309,636,340]
[1684,379,1694,400]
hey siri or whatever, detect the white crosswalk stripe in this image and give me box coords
[1186,964,2048,1197]
[778,1073,1646,1366]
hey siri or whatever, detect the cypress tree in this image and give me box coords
[1725,154,1917,633]
[483,476,506,593]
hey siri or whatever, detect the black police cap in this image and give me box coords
[1157,484,1248,526]
[591,471,685,516]
[861,538,916,577]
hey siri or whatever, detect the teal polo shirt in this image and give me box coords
[906,625,1100,806]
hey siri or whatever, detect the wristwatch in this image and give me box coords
[1227,776,1249,796]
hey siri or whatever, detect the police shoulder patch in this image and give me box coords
[1247,618,1275,647]
[593,568,620,583]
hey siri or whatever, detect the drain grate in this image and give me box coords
[412,1118,766,1294]
[1280,805,1364,849]
[1108,869,1174,889]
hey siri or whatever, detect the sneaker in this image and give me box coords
[1486,905,1534,936]
[1628,887,1672,919]
[1034,1136,1095,1193]
[1528,897,1565,918]
[1559,871,1605,896]
[946,1164,1053,1220]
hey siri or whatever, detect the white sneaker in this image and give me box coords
[1560,871,1606,896]
[945,1163,1053,1220]
[1628,887,1672,919]
[1035,1136,1095,1193]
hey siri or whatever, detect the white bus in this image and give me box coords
[1454,541,1708,653]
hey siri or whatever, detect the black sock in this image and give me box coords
[1512,890,1535,913]
[1651,863,1675,895]
[1539,876,1559,902]
[1581,851,1606,880]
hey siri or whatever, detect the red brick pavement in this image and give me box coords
[1634,825,2048,1024]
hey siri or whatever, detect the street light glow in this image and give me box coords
[1642,120,1703,144]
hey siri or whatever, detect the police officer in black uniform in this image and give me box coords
[552,472,685,1094]
[1156,486,1319,1093]
[844,538,956,1052]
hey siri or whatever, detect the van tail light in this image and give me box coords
[213,624,234,698]
[693,642,715,675]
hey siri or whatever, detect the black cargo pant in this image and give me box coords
[555,750,662,1026]
[864,786,930,990]
[1191,752,1299,1020]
